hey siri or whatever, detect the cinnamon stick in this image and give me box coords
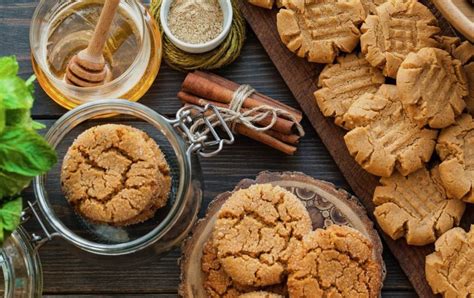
[178,91,295,135]
[182,72,303,123]
[196,71,303,122]
[184,104,297,155]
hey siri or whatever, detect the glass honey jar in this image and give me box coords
[30,0,162,110]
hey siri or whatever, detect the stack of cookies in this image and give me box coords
[252,0,474,296]
[201,184,384,297]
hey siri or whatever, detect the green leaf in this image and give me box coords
[0,127,57,177]
[0,197,22,231]
[0,98,4,134]
[0,77,34,110]
[5,108,30,127]
[31,120,45,130]
[0,56,19,78]
[0,170,32,198]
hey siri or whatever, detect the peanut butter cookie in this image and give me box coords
[373,167,466,246]
[436,114,474,203]
[239,292,283,298]
[455,42,474,116]
[314,53,385,129]
[343,84,438,177]
[287,225,383,298]
[361,0,440,78]
[276,0,366,63]
[61,124,171,226]
[397,47,467,129]
[213,184,312,287]
[360,0,388,14]
[425,226,474,297]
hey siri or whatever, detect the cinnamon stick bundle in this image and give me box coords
[179,71,304,155]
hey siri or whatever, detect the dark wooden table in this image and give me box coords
[1,0,417,296]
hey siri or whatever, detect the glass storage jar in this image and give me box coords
[0,227,42,297]
[30,0,162,110]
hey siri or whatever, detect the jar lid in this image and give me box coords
[0,227,42,297]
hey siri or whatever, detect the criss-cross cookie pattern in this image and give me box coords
[437,114,474,203]
[397,47,467,129]
[314,53,385,129]
[373,167,466,246]
[426,226,474,297]
[360,0,440,78]
[277,0,366,63]
[342,84,438,177]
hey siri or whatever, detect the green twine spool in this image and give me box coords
[149,0,246,72]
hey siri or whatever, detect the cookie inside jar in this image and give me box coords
[33,100,203,259]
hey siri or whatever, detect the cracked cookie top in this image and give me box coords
[437,37,474,118]
[212,184,312,287]
[360,0,440,78]
[425,225,474,297]
[314,53,385,129]
[276,0,366,63]
[436,114,474,203]
[202,237,287,298]
[239,292,284,298]
[202,238,252,298]
[397,47,467,129]
[343,84,438,177]
[287,225,383,297]
[373,166,466,246]
[61,124,171,226]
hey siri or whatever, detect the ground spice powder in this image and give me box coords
[167,0,224,44]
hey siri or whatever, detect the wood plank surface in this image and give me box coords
[239,1,471,297]
[0,0,418,296]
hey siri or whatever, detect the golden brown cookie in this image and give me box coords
[314,53,385,129]
[425,226,474,297]
[61,124,171,226]
[202,238,252,298]
[454,42,474,117]
[373,166,466,246]
[436,114,474,203]
[361,0,440,78]
[239,292,283,298]
[397,47,467,129]
[213,184,312,287]
[247,0,274,9]
[343,84,438,177]
[360,0,388,14]
[276,0,366,63]
[436,37,474,117]
[287,225,383,297]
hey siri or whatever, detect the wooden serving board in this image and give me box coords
[238,1,474,297]
[179,172,385,297]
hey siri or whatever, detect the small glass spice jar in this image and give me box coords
[30,0,162,110]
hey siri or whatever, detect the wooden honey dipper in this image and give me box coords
[65,0,120,87]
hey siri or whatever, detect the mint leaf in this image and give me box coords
[0,76,34,110]
[0,98,4,134]
[0,127,57,177]
[5,108,30,127]
[0,56,19,78]
[0,170,31,198]
[0,197,22,231]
